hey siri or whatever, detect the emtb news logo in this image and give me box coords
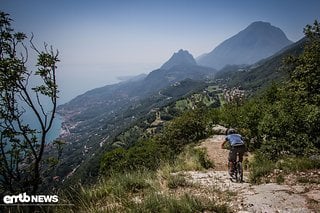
[3,193,58,204]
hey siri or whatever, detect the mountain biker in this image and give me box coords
[221,128,246,178]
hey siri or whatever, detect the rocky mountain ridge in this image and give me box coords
[160,49,197,70]
[197,21,293,69]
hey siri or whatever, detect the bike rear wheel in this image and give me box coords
[236,162,243,182]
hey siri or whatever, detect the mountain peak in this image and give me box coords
[161,49,197,70]
[197,21,293,70]
[249,21,271,27]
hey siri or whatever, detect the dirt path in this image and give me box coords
[199,135,229,171]
[185,135,320,212]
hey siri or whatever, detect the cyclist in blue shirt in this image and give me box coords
[221,128,246,177]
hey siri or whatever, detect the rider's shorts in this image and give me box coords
[229,144,246,162]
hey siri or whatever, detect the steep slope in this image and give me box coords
[197,21,293,70]
[214,37,306,91]
[142,49,215,92]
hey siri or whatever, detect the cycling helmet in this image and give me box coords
[226,128,236,135]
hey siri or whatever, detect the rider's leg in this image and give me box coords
[238,145,246,182]
[229,147,236,176]
[237,145,246,163]
[228,161,233,173]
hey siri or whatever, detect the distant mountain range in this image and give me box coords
[197,21,293,70]
[57,49,216,151]
[59,49,215,115]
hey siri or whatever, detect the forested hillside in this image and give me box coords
[59,79,222,186]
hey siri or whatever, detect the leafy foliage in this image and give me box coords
[194,148,214,169]
[160,109,209,153]
[100,139,167,174]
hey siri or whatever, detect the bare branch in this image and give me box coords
[21,42,29,63]
[35,90,48,120]
[29,33,40,54]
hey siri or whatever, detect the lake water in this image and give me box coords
[46,115,63,142]
[22,112,63,143]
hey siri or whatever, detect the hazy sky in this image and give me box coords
[2,0,320,103]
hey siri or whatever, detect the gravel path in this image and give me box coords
[187,135,320,212]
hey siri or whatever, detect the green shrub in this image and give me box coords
[161,109,209,153]
[63,170,156,212]
[100,139,168,174]
[194,148,214,169]
[166,146,214,172]
[100,147,127,174]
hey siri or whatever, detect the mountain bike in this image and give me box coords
[228,153,243,183]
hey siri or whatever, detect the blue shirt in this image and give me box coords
[226,134,244,146]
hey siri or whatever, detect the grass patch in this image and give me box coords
[297,177,320,184]
[60,146,225,212]
[118,172,152,193]
[63,169,230,213]
[249,153,320,184]
[128,193,230,213]
[167,174,190,189]
[63,170,156,212]
[276,157,320,172]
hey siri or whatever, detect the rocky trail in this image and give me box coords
[183,135,320,212]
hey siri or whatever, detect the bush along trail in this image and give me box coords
[179,134,320,212]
